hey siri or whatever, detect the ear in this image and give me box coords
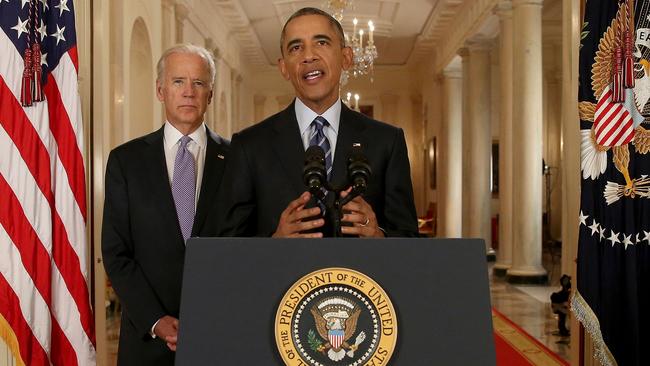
[278,58,290,81]
[341,46,353,71]
[208,90,213,105]
[156,79,164,102]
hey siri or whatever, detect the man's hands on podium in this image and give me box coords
[272,192,324,238]
[154,315,179,351]
[272,190,385,238]
[340,189,384,238]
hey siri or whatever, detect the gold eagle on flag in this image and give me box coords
[579,1,650,204]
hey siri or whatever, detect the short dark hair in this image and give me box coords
[280,7,346,55]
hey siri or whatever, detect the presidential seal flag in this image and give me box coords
[0,0,96,365]
[574,0,650,365]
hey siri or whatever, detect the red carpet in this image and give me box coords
[492,308,569,366]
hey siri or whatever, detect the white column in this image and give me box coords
[458,48,470,237]
[494,0,514,276]
[466,39,494,258]
[254,95,267,122]
[174,3,189,43]
[439,69,463,237]
[507,0,547,283]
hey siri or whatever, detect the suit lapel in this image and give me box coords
[192,129,227,235]
[330,104,367,188]
[143,127,182,238]
[271,101,308,196]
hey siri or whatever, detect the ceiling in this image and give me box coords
[210,0,563,69]
[234,0,447,66]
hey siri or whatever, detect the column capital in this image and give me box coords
[174,3,190,22]
[494,1,513,18]
[512,0,544,7]
[441,67,462,80]
[466,37,494,52]
[162,0,176,9]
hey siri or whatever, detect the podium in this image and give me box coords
[176,238,495,365]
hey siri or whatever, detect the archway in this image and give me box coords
[128,18,154,138]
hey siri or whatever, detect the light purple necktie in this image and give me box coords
[172,135,196,242]
[309,116,332,178]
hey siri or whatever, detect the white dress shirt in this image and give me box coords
[163,121,208,208]
[295,98,341,162]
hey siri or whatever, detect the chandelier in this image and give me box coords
[326,1,378,85]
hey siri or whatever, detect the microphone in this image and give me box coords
[347,145,372,192]
[303,145,327,194]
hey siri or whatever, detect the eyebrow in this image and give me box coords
[285,34,334,51]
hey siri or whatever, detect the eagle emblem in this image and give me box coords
[579,2,650,203]
[308,297,367,362]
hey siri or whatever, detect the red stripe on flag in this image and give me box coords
[44,73,87,220]
[0,174,53,306]
[68,46,79,73]
[610,119,634,145]
[595,103,622,136]
[0,175,78,365]
[0,78,95,345]
[0,274,49,366]
[598,108,628,144]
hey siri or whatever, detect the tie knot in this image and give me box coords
[179,135,192,149]
[312,116,329,131]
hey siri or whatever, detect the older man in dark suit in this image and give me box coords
[101,44,229,365]
[218,7,417,238]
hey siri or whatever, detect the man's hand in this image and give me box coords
[272,192,324,238]
[340,190,384,238]
[153,315,179,351]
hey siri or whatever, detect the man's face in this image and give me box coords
[279,14,353,114]
[156,52,212,131]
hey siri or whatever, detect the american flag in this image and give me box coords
[0,0,96,365]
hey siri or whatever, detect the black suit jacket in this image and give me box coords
[217,101,417,237]
[101,126,229,366]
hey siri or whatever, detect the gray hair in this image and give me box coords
[280,7,346,55]
[156,44,216,87]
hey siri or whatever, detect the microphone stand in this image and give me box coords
[323,183,365,237]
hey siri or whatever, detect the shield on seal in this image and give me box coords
[328,329,345,349]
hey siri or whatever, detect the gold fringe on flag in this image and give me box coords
[571,291,618,366]
[0,313,26,366]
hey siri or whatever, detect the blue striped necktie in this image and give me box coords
[309,116,332,178]
[172,135,196,242]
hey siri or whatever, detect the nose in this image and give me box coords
[182,82,195,97]
[302,44,318,63]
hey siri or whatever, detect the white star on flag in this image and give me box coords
[55,0,70,16]
[608,230,621,246]
[40,0,49,10]
[599,226,606,241]
[643,231,650,245]
[20,0,29,9]
[11,16,28,39]
[41,52,48,67]
[38,22,47,41]
[589,220,600,235]
[579,211,588,226]
[622,234,634,249]
[51,24,66,45]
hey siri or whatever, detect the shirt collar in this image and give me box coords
[164,121,207,150]
[295,98,341,135]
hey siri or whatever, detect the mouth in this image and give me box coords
[303,69,324,81]
[179,105,197,109]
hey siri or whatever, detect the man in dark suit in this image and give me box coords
[102,44,229,365]
[218,7,417,238]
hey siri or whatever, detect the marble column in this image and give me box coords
[494,0,514,276]
[174,3,189,43]
[466,39,495,259]
[507,0,547,284]
[161,0,176,50]
[458,47,470,238]
[254,95,267,122]
[439,68,463,237]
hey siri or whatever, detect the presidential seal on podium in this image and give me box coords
[275,268,397,365]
